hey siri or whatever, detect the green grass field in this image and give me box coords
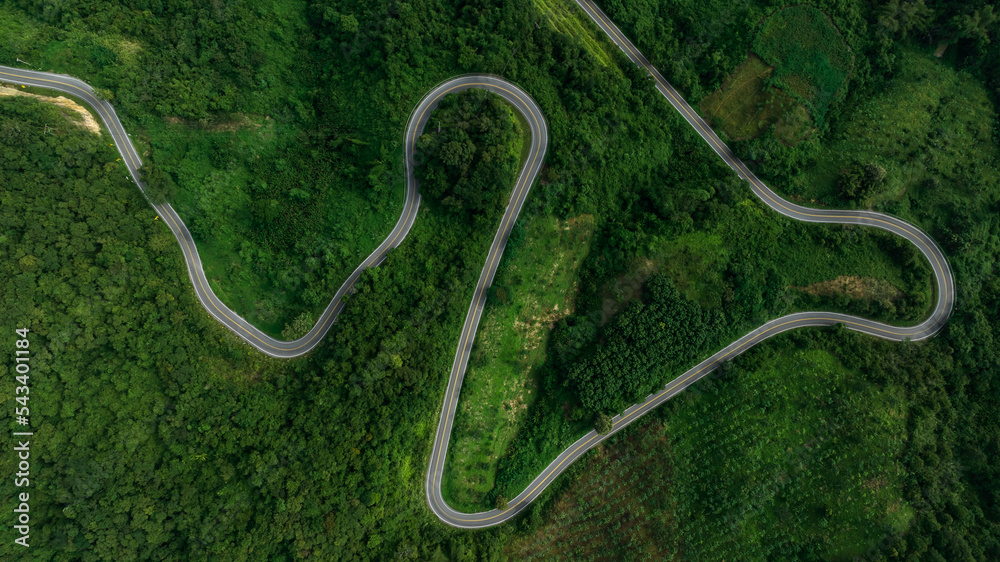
[702,5,852,143]
[787,48,1000,214]
[442,214,595,511]
[753,5,854,126]
[700,55,804,142]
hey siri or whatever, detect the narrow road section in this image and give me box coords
[0,70,540,358]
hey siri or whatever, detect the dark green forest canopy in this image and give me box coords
[565,274,725,414]
[0,0,998,560]
[416,89,524,220]
[0,76,489,562]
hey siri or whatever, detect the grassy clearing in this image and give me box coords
[605,196,931,331]
[442,214,595,511]
[600,230,729,322]
[702,5,852,143]
[0,85,100,133]
[753,5,854,125]
[669,342,914,559]
[743,207,932,324]
[533,0,612,66]
[788,48,1000,215]
[700,55,803,141]
[506,420,679,561]
[793,275,902,306]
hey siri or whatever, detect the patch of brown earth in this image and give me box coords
[793,275,902,303]
[0,86,101,134]
[864,476,889,491]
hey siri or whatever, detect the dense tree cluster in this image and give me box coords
[416,90,522,219]
[838,162,888,200]
[593,413,613,435]
[565,274,724,414]
[8,0,312,120]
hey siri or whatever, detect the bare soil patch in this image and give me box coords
[793,275,902,303]
[0,86,100,134]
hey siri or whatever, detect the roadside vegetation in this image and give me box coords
[415,89,526,223]
[533,0,613,66]
[782,48,1000,213]
[144,113,398,336]
[699,55,802,142]
[486,175,931,512]
[701,5,853,144]
[0,0,409,337]
[443,213,594,511]
[502,328,935,558]
[668,340,912,559]
[2,0,999,560]
[752,5,854,128]
[505,419,679,561]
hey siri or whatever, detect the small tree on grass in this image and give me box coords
[495,494,508,511]
[595,413,613,435]
[838,163,888,201]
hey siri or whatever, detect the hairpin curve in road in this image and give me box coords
[0,8,952,528]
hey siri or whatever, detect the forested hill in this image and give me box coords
[1,0,999,560]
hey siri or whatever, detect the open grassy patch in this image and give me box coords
[723,196,932,325]
[753,5,854,126]
[702,5,852,144]
[787,48,1000,216]
[534,0,613,66]
[442,214,595,511]
[669,342,914,559]
[0,85,100,133]
[603,194,930,332]
[700,55,804,142]
[601,230,729,322]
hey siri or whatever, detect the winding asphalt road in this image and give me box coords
[0,69,536,358]
[1,1,953,530]
[429,1,953,529]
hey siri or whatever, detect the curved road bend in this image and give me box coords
[426,2,954,528]
[2,4,955,529]
[0,70,544,358]
[0,65,428,357]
